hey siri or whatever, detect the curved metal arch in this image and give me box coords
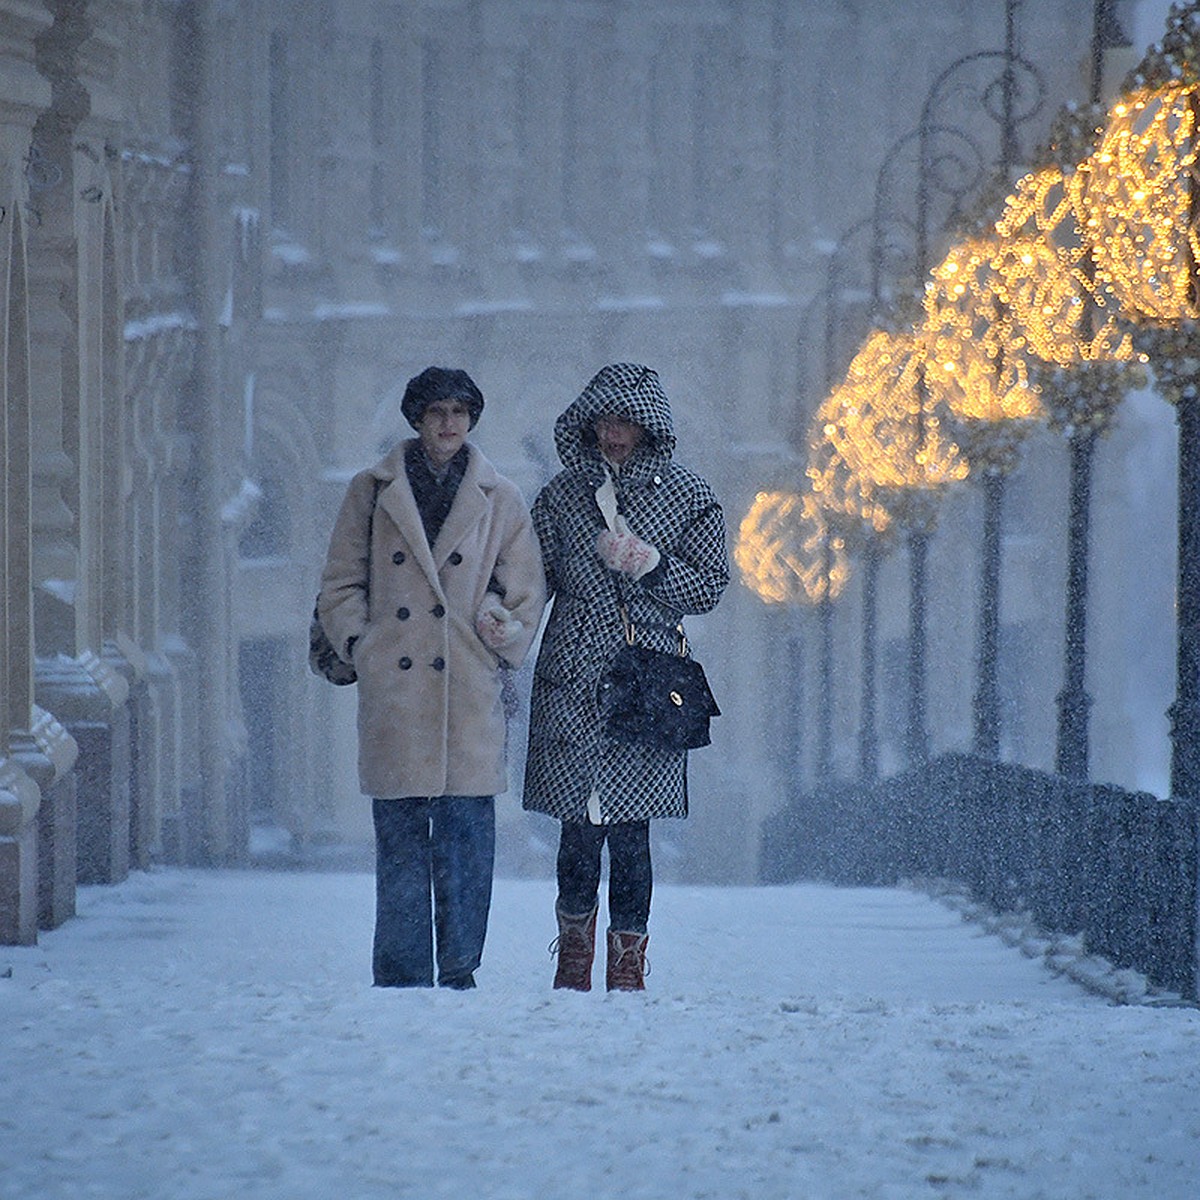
[920,47,1047,134]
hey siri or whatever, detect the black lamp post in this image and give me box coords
[878,0,1044,765]
[812,213,914,782]
[1049,0,1133,779]
[1165,339,1200,803]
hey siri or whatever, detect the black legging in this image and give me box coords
[556,819,652,932]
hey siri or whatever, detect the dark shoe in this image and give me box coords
[551,904,598,991]
[606,929,649,991]
[438,972,476,990]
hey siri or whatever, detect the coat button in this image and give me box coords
[431,604,445,618]
[398,656,412,670]
[431,657,445,671]
[392,550,406,565]
[448,551,463,565]
[396,607,410,620]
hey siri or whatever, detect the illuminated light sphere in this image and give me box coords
[1069,82,1200,324]
[830,328,970,498]
[807,400,894,546]
[922,236,1043,430]
[991,166,1135,368]
[734,490,851,606]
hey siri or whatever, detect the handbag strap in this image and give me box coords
[617,602,687,657]
[602,493,686,657]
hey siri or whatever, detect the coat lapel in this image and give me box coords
[374,448,443,593]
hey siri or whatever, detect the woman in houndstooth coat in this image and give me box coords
[523,363,729,991]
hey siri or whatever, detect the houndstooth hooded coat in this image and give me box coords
[522,364,730,824]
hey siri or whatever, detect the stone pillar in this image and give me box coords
[35,651,129,885]
[24,706,78,928]
[104,636,155,867]
[0,764,39,945]
[177,0,242,864]
[121,138,198,865]
[160,634,198,863]
[1,7,52,946]
[473,12,526,302]
[28,5,136,891]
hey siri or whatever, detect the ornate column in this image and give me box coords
[0,4,78,942]
[28,3,133,887]
[176,0,242,863]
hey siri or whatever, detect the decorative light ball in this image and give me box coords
[1131,318,1200,405]
[807,401,895,547]
[834,329,970,495]
[991,167,1135,367]
[735,490,850,606]
[922,236,1042,427]
[1031,357,1147,435]
[1069,83,1200,324]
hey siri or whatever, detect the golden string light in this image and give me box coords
[922,236,1042,427]
[806,400,894,544]
[824,329,970,501]
[991,165,1135,367]
[1069,82,1200,324]
[734,490,850,606]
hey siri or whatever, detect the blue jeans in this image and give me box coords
[372,796,495,987]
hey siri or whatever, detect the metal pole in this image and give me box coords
[1169,388,1200,1003]
[1184,86,1200,1004]
[906,527,930,765]
[971,3,1020,761]
[858,541,881,780]
[1170,395,1200,802]
[787,616,806,793]
[973,470,1004,758]
[816,536,834,781]
[1055,430,1095,779]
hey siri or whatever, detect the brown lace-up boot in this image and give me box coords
[605,929,649,991]
[551,904,598,991]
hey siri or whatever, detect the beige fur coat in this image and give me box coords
[319,441,545,799]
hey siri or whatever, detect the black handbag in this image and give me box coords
[597,606,720,752]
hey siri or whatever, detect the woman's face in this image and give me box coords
[417,398,472,466]
[594,414,644,465]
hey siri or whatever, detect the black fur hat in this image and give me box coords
[401,366,485,430]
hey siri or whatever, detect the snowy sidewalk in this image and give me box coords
[2,869,1198,1200]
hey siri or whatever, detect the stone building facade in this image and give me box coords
[2,0,1142,943]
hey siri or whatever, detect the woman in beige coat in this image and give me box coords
[319,367,545,989]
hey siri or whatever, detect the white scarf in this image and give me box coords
[588,464,621,823]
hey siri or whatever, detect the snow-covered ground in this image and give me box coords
[2,868,1198,1200]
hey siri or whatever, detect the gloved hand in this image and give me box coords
[596,515,661,580]
[476,592,524,651]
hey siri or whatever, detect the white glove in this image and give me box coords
[475,592,524,650]
[596,515,661,580]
